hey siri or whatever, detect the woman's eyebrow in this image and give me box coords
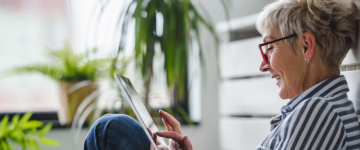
[263,36,276,42]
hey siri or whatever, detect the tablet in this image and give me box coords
[115,73,166,149]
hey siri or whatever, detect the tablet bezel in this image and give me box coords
[115,73,165,149]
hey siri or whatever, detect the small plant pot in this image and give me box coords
[57,81,98,125]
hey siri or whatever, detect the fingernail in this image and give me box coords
[185,135,190,143]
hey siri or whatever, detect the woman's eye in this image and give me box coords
[267,47,273,51]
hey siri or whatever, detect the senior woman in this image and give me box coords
[83,0,360,149]
[255,0,360,149]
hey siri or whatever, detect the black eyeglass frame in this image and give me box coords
[259,34,297,64]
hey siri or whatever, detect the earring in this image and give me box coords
[304,58,307,63]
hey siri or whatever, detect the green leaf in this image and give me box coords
[0,139,12,150]
[0,116,9,138]
[32,140,41,150]
[175,106,195,126]
[0,140,6,150]
[19,112,32,125]
[3,40,112,82]
[39,137,60,146]
[25,139,34,150]
[8,135,24,148]
[30,128,36,135]
[163,108,174,116]
[38,123,52,137]
[10,115,19,128]
[4,65,62,81]
[10,127,25,139]
[23,121,43,130]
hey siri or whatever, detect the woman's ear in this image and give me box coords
[301,32,316,63]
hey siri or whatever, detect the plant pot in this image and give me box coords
[57,81,98,125]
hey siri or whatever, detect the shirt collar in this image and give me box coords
[281,75,349,114]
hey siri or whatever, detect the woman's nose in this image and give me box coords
[259,59,271,72]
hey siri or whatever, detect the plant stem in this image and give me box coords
[144,71,152,112]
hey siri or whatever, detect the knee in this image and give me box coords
[92,114,137,130]
[84,114,149,150]
[91,114,142,142]
[85,115,138,142]
[95,114,134,125]
[84,114,139,149]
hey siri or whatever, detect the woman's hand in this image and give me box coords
[149,110,193,150]
[148,128,168,150]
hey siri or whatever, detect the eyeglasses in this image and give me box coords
[259,34,297,64]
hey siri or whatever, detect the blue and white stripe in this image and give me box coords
[255,75,360,150]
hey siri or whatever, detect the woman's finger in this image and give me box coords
[156,131,183,142]
[183,135,193,150]
[151,144,168,150]
[147,127,152,134]
[147,128,157,142]
[159,110,182,134]
[157,145,169,150]
[150,145,155,150]
[147,127,153,136]
[152,132,157,144]
[162,118,173,132]
[148,128,166,150]
[148,128,154,150]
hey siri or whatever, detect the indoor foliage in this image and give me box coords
[5,43,109,82]
[114,0,230,110]
[0,112,59,150]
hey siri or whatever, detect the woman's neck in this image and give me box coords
[304,62,340,92]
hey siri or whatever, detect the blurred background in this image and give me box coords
[1,0,360,149]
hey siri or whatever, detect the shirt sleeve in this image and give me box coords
[275,98,346,150]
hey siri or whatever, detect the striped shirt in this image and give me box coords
[255,75,360,150]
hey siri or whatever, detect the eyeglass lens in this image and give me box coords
[261,43,275,63]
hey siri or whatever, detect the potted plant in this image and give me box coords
[0,112,59,150]
[4,43,110,125]
[112,0,230,121]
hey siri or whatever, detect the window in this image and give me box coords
[0,0,69,114]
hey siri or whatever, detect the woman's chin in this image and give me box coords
[278,87,289,100]
[278,92,288,100]
[277,80,288,99]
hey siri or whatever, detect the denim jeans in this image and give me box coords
[83,114,150,150]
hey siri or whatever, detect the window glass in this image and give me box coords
[0,0,69,113]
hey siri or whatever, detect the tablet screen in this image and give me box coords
[115,74,166,147]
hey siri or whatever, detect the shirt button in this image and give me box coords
[281,106,290,112]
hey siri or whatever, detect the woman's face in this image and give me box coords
[259,28,306,99]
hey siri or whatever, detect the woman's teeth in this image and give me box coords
[275,75,281,81]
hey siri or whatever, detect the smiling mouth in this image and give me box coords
[275,75,281,81]
[272,74,281,83]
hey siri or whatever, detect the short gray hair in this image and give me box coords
[256,0,359,69]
